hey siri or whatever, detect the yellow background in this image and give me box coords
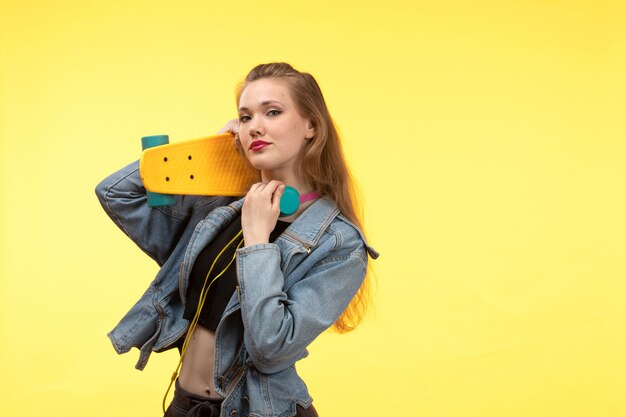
[1,1,625,416]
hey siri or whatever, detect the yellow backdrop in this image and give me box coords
[1,1,625,416]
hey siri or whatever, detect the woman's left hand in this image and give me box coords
[242,181,285,247]
[217,118,242,152]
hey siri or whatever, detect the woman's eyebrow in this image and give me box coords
[239,100,284,112]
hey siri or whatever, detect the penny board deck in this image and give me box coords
[140,133,259,196]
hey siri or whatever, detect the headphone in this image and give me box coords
[280,187,320,216]
[162,229,244,413]
[162,188,319,412]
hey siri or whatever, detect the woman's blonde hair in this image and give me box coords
[236,62,373,333]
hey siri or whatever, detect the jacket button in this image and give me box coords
[230,410,238,416]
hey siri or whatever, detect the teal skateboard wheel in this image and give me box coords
[142,135,177,207]
[142,135,170,150]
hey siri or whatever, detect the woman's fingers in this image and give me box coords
[217,118,239,134]
[241,181,285,246]
[271,183,286,209]
[260,180,283,199]
[217,119,242,151]
[249,182,266,193]
[259,181,283,203]
[248,181,284,205]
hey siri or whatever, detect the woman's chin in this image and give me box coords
[244,153,295,174]
[251,164,278,172]
[245,157,277,172]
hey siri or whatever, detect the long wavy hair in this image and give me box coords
[235,62,373,333]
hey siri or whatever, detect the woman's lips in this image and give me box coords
[250,140,270,151]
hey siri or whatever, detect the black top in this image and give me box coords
[183,213,291,332]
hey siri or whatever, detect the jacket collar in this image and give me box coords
[225,196,378,259]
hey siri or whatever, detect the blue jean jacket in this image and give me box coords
[95,161,378,417]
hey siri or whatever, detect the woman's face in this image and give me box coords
[237,78,315,175]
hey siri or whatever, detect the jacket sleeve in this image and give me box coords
[95,160,200,266]
[235,236,368,374]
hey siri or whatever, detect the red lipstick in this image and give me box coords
[250,140,270,151]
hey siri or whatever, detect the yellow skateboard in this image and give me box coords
[140,134,260,206]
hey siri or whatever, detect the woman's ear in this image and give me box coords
[305,120,316,140]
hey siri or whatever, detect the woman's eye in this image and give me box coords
[267,110,281,117]
[239,115,250,122]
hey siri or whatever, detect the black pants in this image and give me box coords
[164,379,318,417]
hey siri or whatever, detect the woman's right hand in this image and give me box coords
[241,181,286,247]
[218,118,242,152]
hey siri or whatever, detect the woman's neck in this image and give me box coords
[261,169,318,221]
[261,169,313,195]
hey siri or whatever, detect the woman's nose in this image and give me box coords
[249,120,265,137]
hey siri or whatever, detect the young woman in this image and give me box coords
[96,62,378,417]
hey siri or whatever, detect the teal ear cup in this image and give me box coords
[279,186,300,217]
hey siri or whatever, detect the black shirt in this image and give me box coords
[183,213,291,331]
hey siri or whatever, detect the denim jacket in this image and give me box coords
[95,160,378,417]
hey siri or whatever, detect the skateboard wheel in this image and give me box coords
[280,186,300,217]
[146,192,177,207]
[141,135,177,207]
[141,134,170,150]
